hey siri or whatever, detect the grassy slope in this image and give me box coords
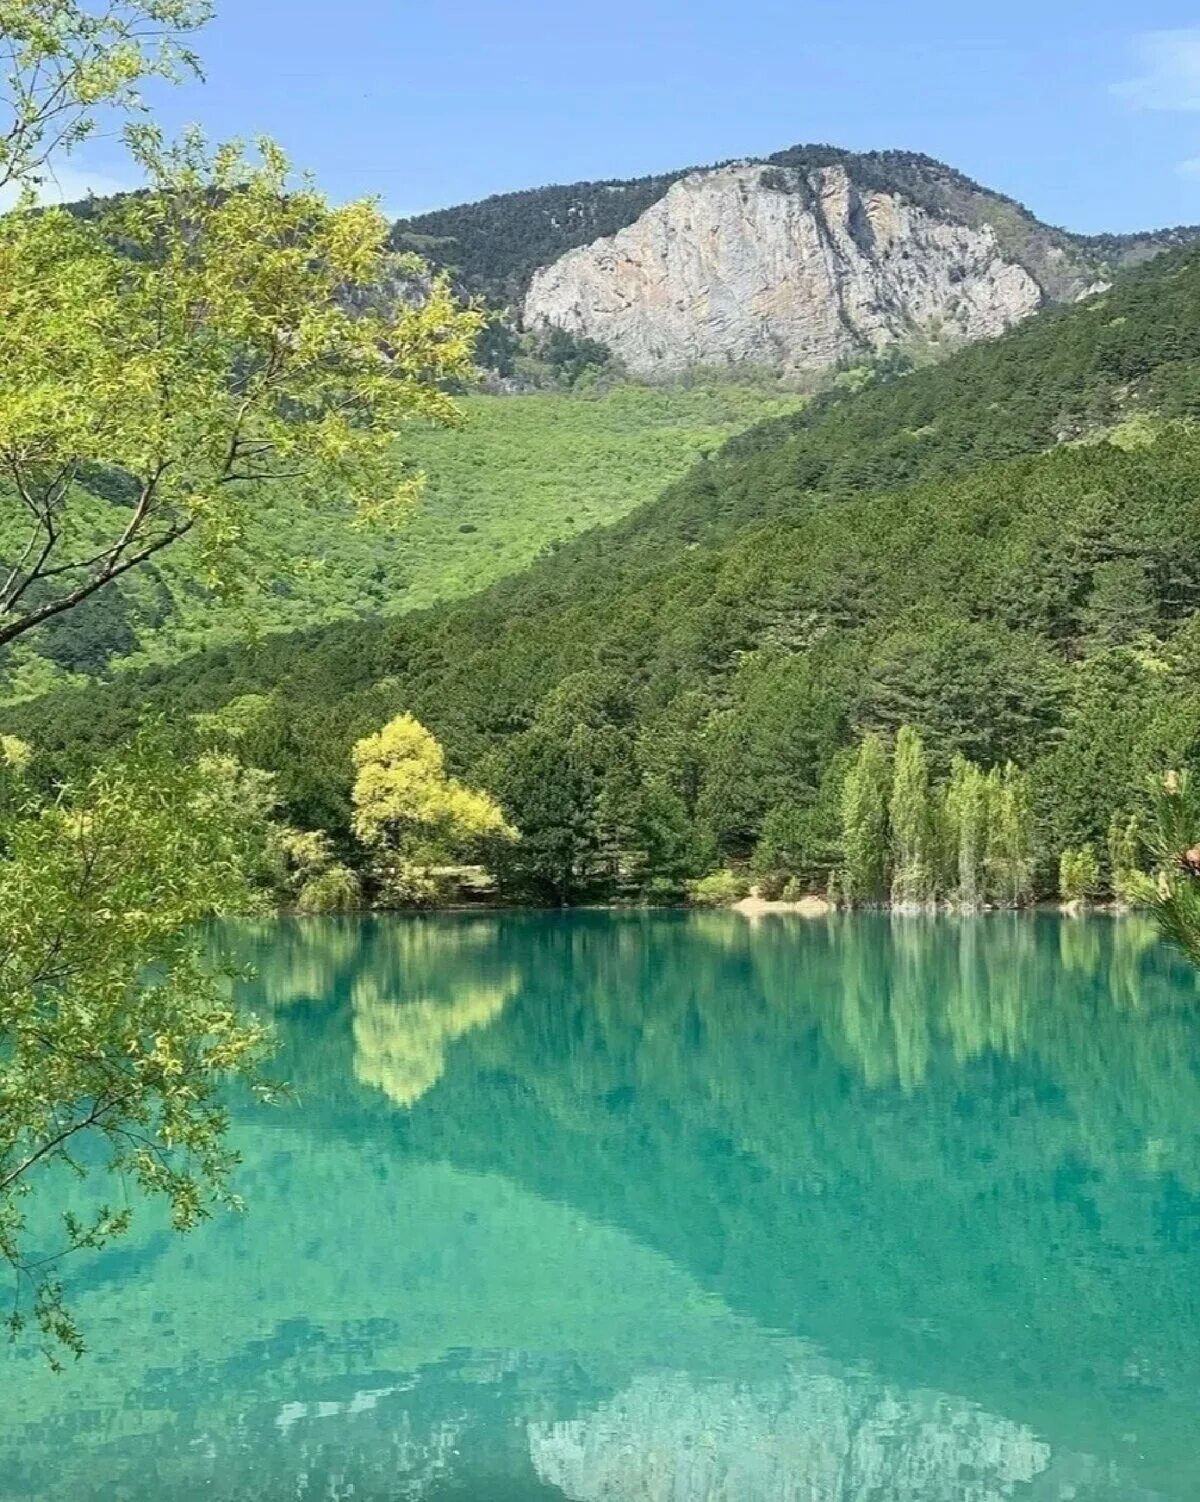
[0,380,801,702]
[370,382,801,612]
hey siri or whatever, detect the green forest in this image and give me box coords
[0,380,796,700]
[10,241,1200,908]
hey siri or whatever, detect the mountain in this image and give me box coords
[16,242,1200,900]
[522,163,1046,378]
[9,138,1196,705]
[395,143,1200,376]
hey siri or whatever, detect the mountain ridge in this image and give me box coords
[393,140,1200,310]
[394,140,1200,381]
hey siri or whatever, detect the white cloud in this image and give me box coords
[1115,28,1200,111]
[1177,156,1200,177]
[0,161,141,214]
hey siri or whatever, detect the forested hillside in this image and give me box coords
[0,381,796,701]
[12,246,1200,903]
[392,169,694,307]
[14,138,1193,711]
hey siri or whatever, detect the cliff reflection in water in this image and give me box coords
[2,912,1198,1500]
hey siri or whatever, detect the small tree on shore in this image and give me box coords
[1059,845,1100,903]
[1107,811,1144,904]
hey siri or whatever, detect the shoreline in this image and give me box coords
[730,895,835,917]
[271,897,1142,920]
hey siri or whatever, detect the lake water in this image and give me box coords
[3,911,1200,1500]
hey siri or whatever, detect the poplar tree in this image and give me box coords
[1107,812,1143,903]
[943,754,988,909]
[889,725,932,906]
[985,763,1034,906]
[840,734,891,903]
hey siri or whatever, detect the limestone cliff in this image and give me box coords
[529,1369,1124,1502]
[522,164,1044,376]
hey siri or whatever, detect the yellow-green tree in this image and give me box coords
[0,128,483,648]
[352,714,515,902]
[0,4,483,1356]
[0,0,211,195]
[0,734,277,1362]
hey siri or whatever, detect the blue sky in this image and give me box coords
[46,1,1200,233]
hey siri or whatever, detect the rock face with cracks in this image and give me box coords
[523,163,1044,376]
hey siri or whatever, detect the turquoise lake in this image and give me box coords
[4,911,1200,1499]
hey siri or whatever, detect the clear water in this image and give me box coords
[4,911,1200,1501]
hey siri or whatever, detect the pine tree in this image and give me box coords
[1146,770,1200,963]
[840,734,891,903]
[889,726,933,906]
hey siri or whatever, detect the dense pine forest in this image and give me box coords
[9,243,1200,906]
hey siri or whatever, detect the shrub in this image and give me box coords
[754,869,789,900]
[296,865,362,913]
[688,869,750,907]
[644,874,689,905]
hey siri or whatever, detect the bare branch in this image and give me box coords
[0,517,54,609]
[0,1097,118,1197]
[0,517,193,650]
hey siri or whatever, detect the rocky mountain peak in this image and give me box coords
[522,162,1044,376]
